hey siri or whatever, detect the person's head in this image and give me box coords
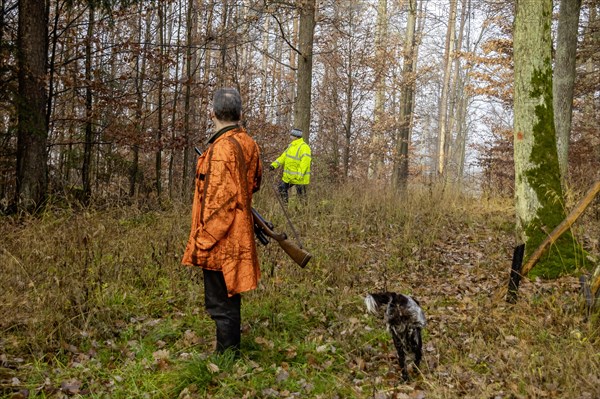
[212,88,242,123]
[290,128,303,138]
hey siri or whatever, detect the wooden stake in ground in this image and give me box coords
[505,180,600,302]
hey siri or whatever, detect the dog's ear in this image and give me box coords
[365,292,393,313]
[364,294,380,313]
[368,293,394,305]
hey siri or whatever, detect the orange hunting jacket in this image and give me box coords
[182,126,262,296]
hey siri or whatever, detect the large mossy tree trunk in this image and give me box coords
[513,0,582,278]
[16,0,49,211]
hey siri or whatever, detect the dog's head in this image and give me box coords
[365,292,426,328]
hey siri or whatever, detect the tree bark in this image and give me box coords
[553,0,582,181]
[393,0,419,190]
[156,1,165,198]
[436,0,457,177]
[368,0,388,180]
[513,0,579,278]
[81,2,95,204]
[130,4,151,197]
[168,1,183,200]
[293,0,316,142]
[16,0,49,210]
[181,0,202,199]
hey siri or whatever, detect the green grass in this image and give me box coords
[1,182,599,398]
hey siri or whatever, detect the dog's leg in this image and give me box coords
[391,330,409,381]
[413,328,423,367]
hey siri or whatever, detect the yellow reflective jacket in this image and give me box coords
[271,138,311,185]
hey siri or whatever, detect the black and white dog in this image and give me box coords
[365,292,426,380]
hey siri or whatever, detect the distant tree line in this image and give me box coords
[1,0,599,212]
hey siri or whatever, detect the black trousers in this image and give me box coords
[278,181,307,203]
[203,269,241,355]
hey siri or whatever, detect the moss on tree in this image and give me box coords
[524,64,586,279]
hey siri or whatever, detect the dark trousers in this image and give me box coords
[278,181,307,203]
[203,269,241,355]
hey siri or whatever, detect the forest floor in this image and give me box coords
[1,183,599,398]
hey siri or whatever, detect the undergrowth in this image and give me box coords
[1,182,599,398]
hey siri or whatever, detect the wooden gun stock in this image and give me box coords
[252,208,311,268]
[194,147,311,267]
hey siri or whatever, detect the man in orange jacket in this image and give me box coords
[182,88,262,356]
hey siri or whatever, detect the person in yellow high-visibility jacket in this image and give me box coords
[269,128,312,202]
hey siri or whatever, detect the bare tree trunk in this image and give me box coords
[156,1,165,199]
[368,0,388,180]
[286,14,299,128]
[344,59,353,178]
[168,1,183,200]
[181,0,201,199]
[16,0,49,210]
[46,0,61,135]
[553,0,582,181]
[216,0,230,86]
[81,2,95,204]
[293,0,316,142]
[261,16,270,118]
[393,0,419,190]
[130,4,151,197]
[436,0,457,177]
[446,0,468,181]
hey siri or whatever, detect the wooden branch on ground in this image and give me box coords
[521,180,600,276]
[591,265,600,299]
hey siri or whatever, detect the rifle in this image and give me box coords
[252,208,312,268]
[193,146,311,268]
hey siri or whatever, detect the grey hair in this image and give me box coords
[213,88,242,122]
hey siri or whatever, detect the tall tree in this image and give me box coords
[81,1,95,203]
[553,0,582,180]
[293,0,316,142]
[15,0,49,210]
[155,0,165,198]
[130,3,151,197]
[392,0,419,190]
[513,0,580,278]
[368,0,388,180]
[436,0,457,177]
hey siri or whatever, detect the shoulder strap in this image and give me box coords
[226,136,251,208]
